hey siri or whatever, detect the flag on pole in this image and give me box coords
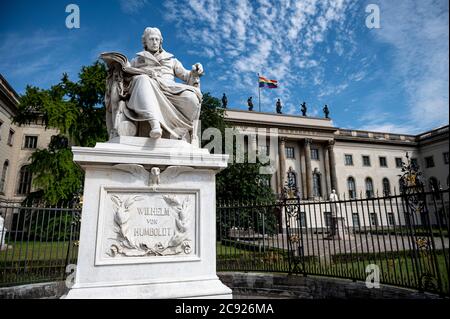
[258,76,278,88]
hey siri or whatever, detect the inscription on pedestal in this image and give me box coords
[95,188,198,265]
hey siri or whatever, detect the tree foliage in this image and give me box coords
[25,136,83,204]
[14,61,108,147]
[14,62,108,204]
[199,94,275,203]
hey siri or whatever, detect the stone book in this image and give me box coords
[100,51,145,76]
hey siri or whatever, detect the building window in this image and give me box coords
[17,165,33,195]
[395,157,403,168]
[382,178,391,196]
[299,212,307,228]
[0,160,9,193]
[285,147,295,159]
[24,136,38,149]
[352,213,360,228]
[313,173,322,197]
[347,177,356,199]
[311,148,319,160]
[344,154,353,166]
[369,213,378,226]
[411,158,418,168]
[429,177,440,192]
[7,129,14,146]
[425,156,435,168]
[387,213,395,226]
[362,155,371,167]
[443,152,449,165]
[365,177,374,198]
[379,156,387,167]
[324,212,332,228]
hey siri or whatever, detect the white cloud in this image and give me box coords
[373,0,449,129]
[163,0,354,112]
[119,0,148,14]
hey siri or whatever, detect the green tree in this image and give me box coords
[199,93,275,203]
[199,94,277,236]
[14,62,108,204]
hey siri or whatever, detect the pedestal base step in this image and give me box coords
[64,277,232,299]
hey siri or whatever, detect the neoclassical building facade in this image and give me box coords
[224,109,449,200]
[0,74,58,204]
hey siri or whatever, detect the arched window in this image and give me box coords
[382,178,391,196]
[313,173,322,197]
[0,160,9,193]
[429,177,439,191]
[365,177,374,198]
[347,177,356,199]
[17,165,32,195]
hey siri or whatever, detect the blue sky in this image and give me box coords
[0,0,448,134]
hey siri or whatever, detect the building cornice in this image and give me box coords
[0,74,19,117]
[224,109,337,134]
[224,109,448,147]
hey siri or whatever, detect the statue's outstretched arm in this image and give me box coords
[173,59,203,88]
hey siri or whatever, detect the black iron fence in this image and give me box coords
[216,188,449,296]
[0,200,81,287]
[1,188,448,297]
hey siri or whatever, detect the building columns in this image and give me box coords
[323,145,332,199]
[304,138,313,199]
[299,140,307,200]
[278,137,286,194]
[327,140,338,195]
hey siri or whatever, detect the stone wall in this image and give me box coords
[217,272,443,299]
[0,272,444,299]
[0,281,67,299]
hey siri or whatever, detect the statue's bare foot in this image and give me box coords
[149,120,162,138]
[150,128,162,139]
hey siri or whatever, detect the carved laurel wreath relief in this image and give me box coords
[107,194,192,257]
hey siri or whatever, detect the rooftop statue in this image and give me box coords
[276,99,282,114]
[247,96,254,111]
[300,102,307,116]
[323,104,330,118]
[100,27,204,145]
[222,93,228,108]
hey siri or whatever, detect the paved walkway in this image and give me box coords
[251,232,449,257]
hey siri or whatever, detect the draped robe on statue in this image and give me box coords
[125,50,202,139]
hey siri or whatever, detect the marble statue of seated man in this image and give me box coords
[102,27,204,145]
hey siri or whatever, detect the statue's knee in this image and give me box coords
[185,92,200,107]
[133,74,148,82]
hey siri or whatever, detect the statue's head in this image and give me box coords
[142,27,163,53]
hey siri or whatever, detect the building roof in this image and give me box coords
[0,74,20,116]
[223,108,449,146]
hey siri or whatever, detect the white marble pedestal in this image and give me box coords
[64,137,232,299]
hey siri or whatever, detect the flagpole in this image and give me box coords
[258,73,261,112]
